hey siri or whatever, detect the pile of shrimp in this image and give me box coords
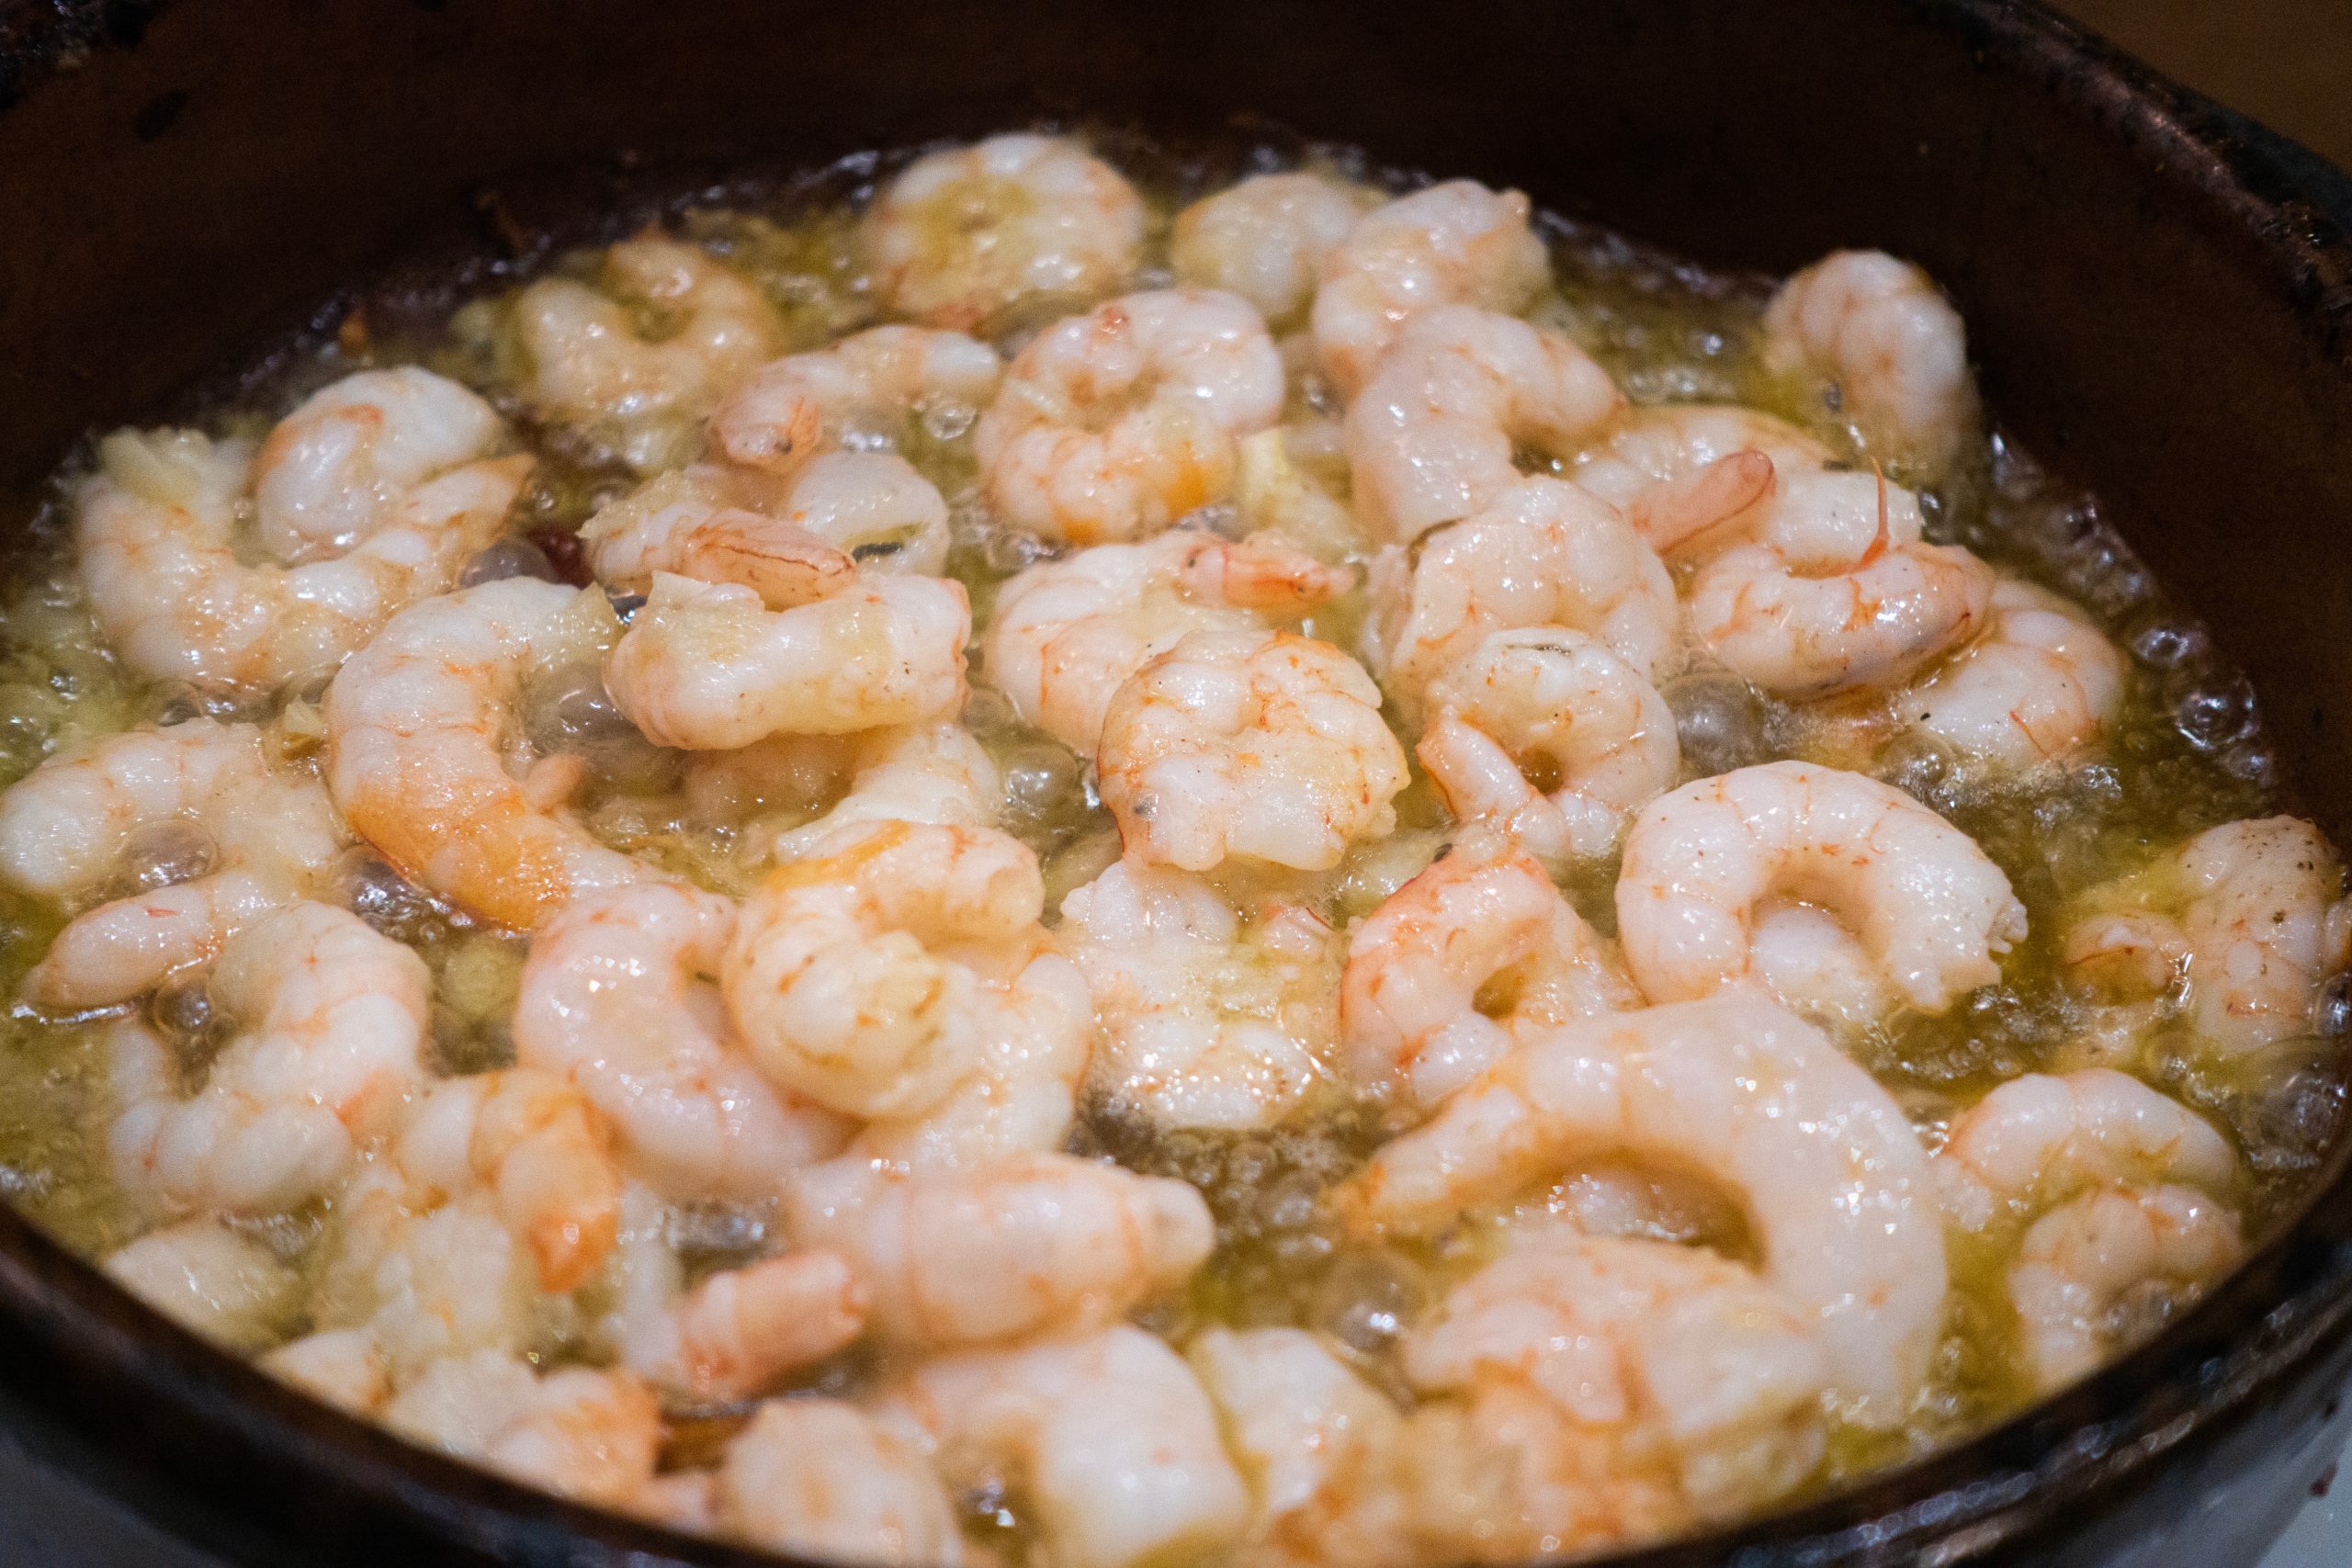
[0,130,2340,1568]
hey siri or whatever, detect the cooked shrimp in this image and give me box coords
[512,883,851,1202]
[1687,468,1996,698]
[107,902,430,1216]
[865,133,1145,330]
[1570,403,1832,553]
[1171,171,1378,325]
[2007,1184,2243,1390]
[1340,835,1638,1109]
[1761,249,1978,480]
[769,720,1004,862]
[983,528,1351,755]
[880,1325,1252,1568]
[975,288,1285,543]
[102,1217,300,1351]
[786,1151,1212,1346]
[708,323,1001,478]
[602,570,969,750]
[1310,182,1551,397]
[252,367,509,562]
[322,577,645,930]
[579,464,859,606]
[713,1399,966,1565]
[511,233,781,472]
[1936,1068,2239,1230]
[1095,628,1408,873]
[77,419,529,695]
[0,717,349,1009]
[1057,858,1342,1129]
[1363,476,1676,719]
[1339,995,1948,1425]
[380,1349,662,1512]
[1615,761,2027,1017]
[1897,578,2124,771]
[1345,307,1623,544]
[1417,627,1679,863]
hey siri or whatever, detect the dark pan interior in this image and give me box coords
[4,1,2352,1564]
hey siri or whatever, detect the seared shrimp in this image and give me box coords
[1057,858,1342,1130]
[768,720,1005,863]
[381,1350,663,1512]
[107,901,430,1216]
[786,1151,1212,1346]
[983,529,1351,756]
[579,464,860,606]
[1340,835,1638,1109]
[865,133,1145,330]
[1898,578,2124,771]
[1171,171,1378,325]
[880,1325,1252,1568]
[1311,181,1551,397]
[2007,1184,2243,1390]
[1615,761,2026,1018]
[1761,249,1979,480]
[0,717,349,1009]
[253,367,509,562]
[1345,307,1623,544]
[975,288,1285,544]
[322,578,644,930]
[1096,629,1408,874]
[512,883,850,1201]
[708,323,1001,478]
[512,234,780,473]
[602,570,969,750]
[1416,627,1680,863]
[77,416,528,695]
[708,1399,966,1565]
[1343,997,1948,1426]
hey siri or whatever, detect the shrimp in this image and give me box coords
[1171,171,1378,325]
[786,1151,1212,1347]
[252,367,509,562]
[579,463,859,606]
[1057,858,1342,1130]
[2007,1184,2243,1391]
[975,288,1285,544]
[865,133,1145,331]
[982,528,1351,756]
[1416,627,1680,864]
[76,416,529,696]
[879,1325,1252,1568]
[769,720,1005,863]
[1570,403,1833,545]
[1687,467,1996,698]
[708,323,1001,478]
[1761,249,1979,480]
[1402,1231,1831,1551]
[1338,995,1949,1426]
[1363,476,1676,719]
[1343,306,1623,544]
[0,717,349,1009]
[102,1217,300,1352]
[601,570,970,750]
[379,1349,662,1512]
[1615,761,2027,1017]
[322,577,646,930]
[1339,835,1638,1109]
[1309,181,1552,397]
[511,233,781,472]
[1095,628,1408,874]
[1897,578,2124,771]
[107,902,430,1216]
[710,1399,966,1565]
[512,883,851,1202]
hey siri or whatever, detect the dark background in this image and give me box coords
[2062,0,2352,168]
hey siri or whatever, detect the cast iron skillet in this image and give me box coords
[4,1,2352,1563]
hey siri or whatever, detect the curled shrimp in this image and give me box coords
[1344,306,1623,544]
[975,288,1285,544]
[1310,181,1552,397]
[1339,834,1638,1109]
[880,1325,1252,1568]
[786,1150,1212,1347]
[2008,1184,2243,1391]
[107,901,430,1216]
[865,133,1145,331]
[1896,577,2124,771]
[1761,249,1979,480]
[983,528,1351,756]
[252,367,510,562]
[708,323,1001,478]
[77,411,529,696]
[512,883,851,1202]
[1615,761,2027,1018]
[1338,994,1949,1427]
[380,1349,663,1513]
[767,720,1005,863]
[0,717,349,1009]
[322,578,645,930]
[1057,858,1342,1131]
[707,1399,966,1565]
[1363,475,1676,719]
[1416,627,1680,864]
[602,570,970,750]
[579,464,860,606]
[1570,403,1833,551]
[511,233,781,472]
[1171,171,1378,325]
[1096,628,1408,874]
